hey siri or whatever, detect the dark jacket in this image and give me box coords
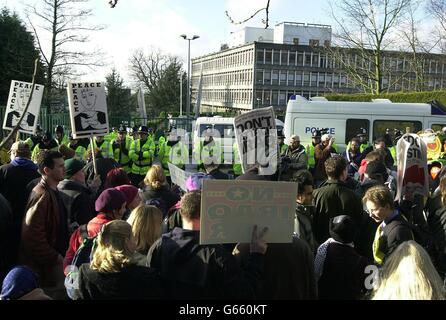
[236,166,277,181]
[58,179,97,229]
[318,242,370,300]
[18,179,69,287]
[0,194,13,282]
[75,264,166,300]
[0,159,40,227]
[260,238,317,299]
[83,157,119,193]
[341,150,362,177]
[313,180,363,244]
[376,213,414,263]
[426,192,446,276]
[207,168,230,180]
[295,204,318,253]
[147,228,265,300]
[140,185,181,216]
[280,145,308,181]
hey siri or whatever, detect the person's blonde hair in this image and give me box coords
[127,204,163,253]
[143,165,165,190]
[372,241,445,300]
[90,220,134,273]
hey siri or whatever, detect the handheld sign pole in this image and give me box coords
[90,134,98,176]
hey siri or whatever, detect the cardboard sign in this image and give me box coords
[168,163,192,191]
[200,179,297,244]
[419,130,442,160]
[234,107,277,175]
[2,80,44,134]
[67,82,109,138]
[395,133,429,202]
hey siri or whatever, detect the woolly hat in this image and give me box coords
[0,266,38,300]
[64,158,84,179]
[115,184,139,204]
[329,215,357,244]
[185,173,213,192]
[95,188,127,213]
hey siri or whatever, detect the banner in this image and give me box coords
[168,163,192,191]
[200,179,297,244]
[395,133,429,202]
[234,107,277,175]
[67,82,109,139]
[418,130,442,160]
[2,80,44,135]
[136,86,147,125]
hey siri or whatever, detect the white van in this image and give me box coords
[284,95,446,153]
[193,116,284,164]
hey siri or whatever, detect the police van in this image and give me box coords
[193,116,284,164]
[284,95,446,152]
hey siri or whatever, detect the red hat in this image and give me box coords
[115,185,139,204]
[95,188,127,213]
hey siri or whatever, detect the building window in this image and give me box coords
[309,39,319,47]
[296,72,302,86]
[310,73,317,86]
[303,72,310,86]
[256,50,264,64]
[319,55,327,68]
[264,70,271,84]
[289,51,296,66]
[345,119,370,144]
[293,38,299,45]
[288,72,295,86]
[279,91,287,105]
[318,73,325,87]
[264,90,271,105]
[256,70,264,84]
[272,70,279,85]
[280,71,287,85]
[271,90,278,105]
[297,52,304,66]
[265,50,272,64]
[255,90,263,107]
[281,51,288,65]
[305,52,312,66]
[273,50,280,65]
[312,54,319,67]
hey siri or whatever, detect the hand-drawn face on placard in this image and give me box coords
[80,88,97,111]
[17,88,30,112]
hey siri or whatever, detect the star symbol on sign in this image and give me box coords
[230,188,247,200]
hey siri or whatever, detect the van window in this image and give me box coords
[431,124,446,132]
[345,119,370,143]
[373,120,422,141]
[214,124,234,138]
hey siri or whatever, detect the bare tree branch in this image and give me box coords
[225,0,271,28]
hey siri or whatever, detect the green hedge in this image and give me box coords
[324,90,446,105]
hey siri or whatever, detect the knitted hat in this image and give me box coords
[64,158,84,179]
[0,266,38,300]
[185,173,213,191]
[329,215,357,244]
[115,185,139,204]
[95,188,127,213]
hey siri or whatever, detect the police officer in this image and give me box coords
[112,126,132,173]
[54,125,69,146]
[158,131,189,185]
[278,130,288,155]
[129,125,155,186]
[306,130,321,175]
[87,135,113,159]
[25,125,43,151]
[31,131,59,161]
[193,127,222,172]
[67,134,88,161]
[357,128,371,153]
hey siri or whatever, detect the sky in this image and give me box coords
[0,0,333,87]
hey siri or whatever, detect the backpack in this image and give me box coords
[65,225,98,300]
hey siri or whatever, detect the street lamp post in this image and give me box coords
[180,34,199,119]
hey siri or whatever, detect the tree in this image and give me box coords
[25,0,105,107]
[329,0,411,94]
[105,68,133,117]
[129,48,185,116]
[0,7,45,104]
[426,0,446,52]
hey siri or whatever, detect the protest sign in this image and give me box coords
[395,133,429,202]
[200,179,297,244]
[234,107,277,175]
[2,80,44,134]
[67,82,108,138]
[168,163,193,191]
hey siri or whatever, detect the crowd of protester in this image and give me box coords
[0,124,445,300]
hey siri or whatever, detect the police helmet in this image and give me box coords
[138,125,149,133]
[55,125,64,133]
[312,130,321,138]
[118,126,127,133]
